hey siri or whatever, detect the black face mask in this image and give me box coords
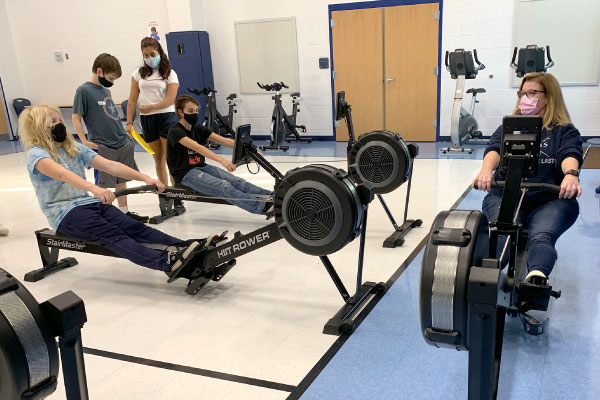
[183,113,199,126]
[51,123,67,142]
[98,74,113,88]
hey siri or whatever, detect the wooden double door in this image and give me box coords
[331,2,440,141]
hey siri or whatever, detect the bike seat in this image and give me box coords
[466,88,486,94]
[226,93,237,100]
[290,92,300,98]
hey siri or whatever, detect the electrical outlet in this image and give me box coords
[54,52,64,62]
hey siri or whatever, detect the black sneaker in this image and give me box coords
[167,241,201,283]
[174,199,185,209]
[263,197,274,220]
[126,211,149,223]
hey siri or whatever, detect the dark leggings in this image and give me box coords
[58,202,182,271]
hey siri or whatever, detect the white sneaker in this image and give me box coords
[525,270,547,282]
[0,225,8,236]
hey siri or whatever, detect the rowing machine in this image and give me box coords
[336,91,422,247]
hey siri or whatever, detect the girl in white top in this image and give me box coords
[126,37,179,185]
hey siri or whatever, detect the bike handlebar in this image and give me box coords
[444,51,450,71]
[473,49,485,71]
[473,181,560,193]
[114,185,158,198]
[187,87,215,96]
[256,82,289,92]
[510,47,518,70]
[545,45,554,69]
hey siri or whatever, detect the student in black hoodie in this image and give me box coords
[472,72,582,281]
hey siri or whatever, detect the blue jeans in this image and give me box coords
[58,202,183,271]
[482,193,579,277]
[181,164,273,215]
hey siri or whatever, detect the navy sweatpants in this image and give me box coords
[57,202,182,271]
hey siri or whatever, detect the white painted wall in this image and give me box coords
[4,0,172,106]
[0,0,25,135]
[4,0,600,139]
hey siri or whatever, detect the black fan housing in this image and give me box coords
[348,130,412,194]
[274,164,364,256]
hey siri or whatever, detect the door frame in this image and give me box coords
[0,77,16,140]
[328,0,443,141]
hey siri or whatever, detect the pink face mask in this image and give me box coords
[518,96,540,115]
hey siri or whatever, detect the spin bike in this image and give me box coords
[335,91,422,247]
[257,81,311,150]
[188,87,240,150]
[420,115,562,399]
[441,49,486,154]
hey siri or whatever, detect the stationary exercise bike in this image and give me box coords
[257,81,311,150]
[335,91,422,247]
[420,115,562,399]
[188,87,240,150]
[510,44,554,77]
[441,49,486,154]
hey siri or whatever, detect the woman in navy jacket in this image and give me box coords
[472,72,582,280]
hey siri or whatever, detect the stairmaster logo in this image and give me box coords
[216,232,270,258]
[164,192,206,200]
[46,238,86,251]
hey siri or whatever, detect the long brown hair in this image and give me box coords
[513,72,571,129]
[138,37,171,80]
[19,105,80,160]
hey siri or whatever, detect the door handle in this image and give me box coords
[384,77,395,83]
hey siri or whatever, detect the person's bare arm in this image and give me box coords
[208,133,235,148]
[126,77,140,133]
[90,155,165,192]
[71,113,98,149]
[179,136,236,172]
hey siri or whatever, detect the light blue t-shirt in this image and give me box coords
[27,142,100,230]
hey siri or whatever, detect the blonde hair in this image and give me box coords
[513,72,571,130]
[19,105,80,160]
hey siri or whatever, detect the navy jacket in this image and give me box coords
[484,123,583,204]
